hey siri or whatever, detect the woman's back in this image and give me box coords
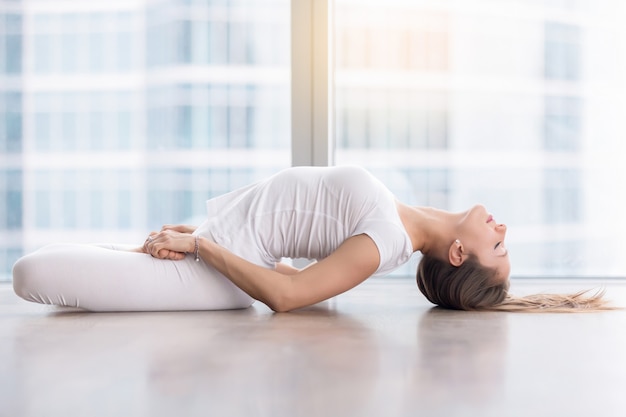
[196,165,413,275]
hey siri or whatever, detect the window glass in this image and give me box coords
[0,0,290,281]
[334,0,626,277]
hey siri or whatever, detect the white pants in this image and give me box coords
[12,243,254,312]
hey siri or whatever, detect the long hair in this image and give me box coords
[416,254,614,312]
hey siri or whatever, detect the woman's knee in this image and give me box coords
[12,254,39,299]
[12,244,74,294]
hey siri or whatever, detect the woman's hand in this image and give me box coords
[160,224,197,234]
[143,229,195,260]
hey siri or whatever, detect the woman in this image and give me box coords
[12,165,608,312]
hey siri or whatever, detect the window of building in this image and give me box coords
[1,13,22,74]
[544,96,581,152]
[545,22,581,81]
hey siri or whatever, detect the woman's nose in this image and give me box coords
[496,223,507,234]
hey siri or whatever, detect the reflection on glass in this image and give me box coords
[334,1,626,277]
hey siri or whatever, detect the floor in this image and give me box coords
[1,278,626,417]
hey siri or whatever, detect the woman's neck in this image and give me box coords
[396,202,460,256]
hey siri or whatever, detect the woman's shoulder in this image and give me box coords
[268,165,382,198]
[327,165,374,180]
[275,164,373,181]
[322,165,383,193]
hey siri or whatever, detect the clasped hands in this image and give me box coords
[142,224,197,260]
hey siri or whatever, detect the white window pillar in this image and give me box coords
[291,0,334,167]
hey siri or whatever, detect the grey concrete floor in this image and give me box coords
[1,278,626,417]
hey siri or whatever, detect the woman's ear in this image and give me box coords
[449,239,464,267]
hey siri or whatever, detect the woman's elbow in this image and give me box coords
[263,285,299,313]
[265,293,294,313]
[269,304,291,313]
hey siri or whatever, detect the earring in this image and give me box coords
[455,239,461,245]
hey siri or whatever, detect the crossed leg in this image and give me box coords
[12,243,254,312]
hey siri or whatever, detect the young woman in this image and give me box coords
[12,165,608,312]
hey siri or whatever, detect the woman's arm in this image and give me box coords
[145,231,380,312]
[161,224,197,234]
[196,235,379,312]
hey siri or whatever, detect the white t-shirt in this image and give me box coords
[194,166,414,276]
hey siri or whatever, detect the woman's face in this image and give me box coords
[457,204,510,282]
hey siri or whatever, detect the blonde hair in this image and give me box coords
[416,254,616,312]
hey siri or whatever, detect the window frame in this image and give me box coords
[290,0,334,167]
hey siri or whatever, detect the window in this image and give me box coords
[545,22,581,81]
[2,13,22,75]
[334,0,626,277]
[0,92,21,153]
[2,0,626,281]
[0,0,290,281]
[544,96,581,152]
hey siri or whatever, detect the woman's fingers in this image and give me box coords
[157,248,186,260]
[143,233,155,253]
[144,230,191,260]
[144,233,161,257]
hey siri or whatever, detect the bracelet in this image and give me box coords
[194,236,200,262]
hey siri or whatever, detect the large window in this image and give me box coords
[334,0,626,277]
[2,0,626,280]
[0,0,290,280]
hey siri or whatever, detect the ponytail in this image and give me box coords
[490,289,614,312]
